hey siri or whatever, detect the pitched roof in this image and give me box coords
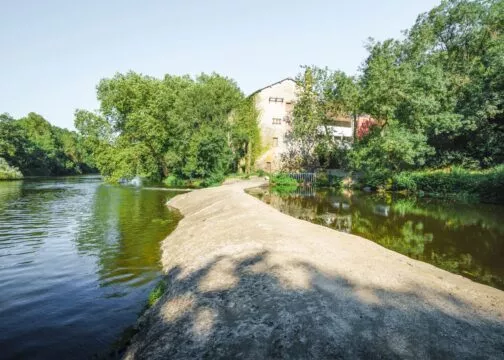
[248,78,296,97]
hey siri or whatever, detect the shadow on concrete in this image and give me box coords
[126,251,504,359]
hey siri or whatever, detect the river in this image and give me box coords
[0,176,182,359]
[249,186,504,290]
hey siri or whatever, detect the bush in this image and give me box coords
[315,172,342,188]
[201,172,225,187]
[0,157,23,180]
[477,165,504,204]
[270,173,299,187]
[393,172,417,192]
[163,175,184,188]
[392,166,504,204]
[315,172,329,186]
[361,168,392,189]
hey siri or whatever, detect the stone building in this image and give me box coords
[250,78,355,172]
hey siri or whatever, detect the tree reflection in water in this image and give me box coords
[75,184,182,289]
[248,186,504,290]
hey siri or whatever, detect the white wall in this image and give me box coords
[253,79,353,172]
[253,79,297,172]
[318,125,353,138]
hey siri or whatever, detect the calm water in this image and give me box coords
[249,186,504,290]
[0,176,182,359]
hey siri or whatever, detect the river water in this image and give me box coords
[249,186,504,290]
[0,176,182,359]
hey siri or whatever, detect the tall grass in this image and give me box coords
[147,280,167,308]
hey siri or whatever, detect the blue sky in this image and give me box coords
[1,0,440,129]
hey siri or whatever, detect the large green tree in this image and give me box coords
[359,0,504,171]
[76,71,259,182]
[0,112,95,177]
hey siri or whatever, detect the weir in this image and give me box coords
[124,179,504,359]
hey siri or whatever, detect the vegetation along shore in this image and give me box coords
[1,0,503,359]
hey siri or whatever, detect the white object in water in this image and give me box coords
[130,176,142,187]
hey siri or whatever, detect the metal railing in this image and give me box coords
[287,172,316,184]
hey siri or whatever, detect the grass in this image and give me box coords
[147,279,167,308]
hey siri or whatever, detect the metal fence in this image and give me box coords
[287,172,316,184]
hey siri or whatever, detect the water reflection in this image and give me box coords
[0,177,182,359]
[249,186,504,290]
[75,184,182,288]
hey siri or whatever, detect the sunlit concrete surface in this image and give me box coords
[124,179,504,359]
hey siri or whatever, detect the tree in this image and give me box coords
[359,0,504,169]
[230,96,261,174]
[350,127,434,186]
[77,71,253,182]
[1,112,95,176]
[286,66,361,170]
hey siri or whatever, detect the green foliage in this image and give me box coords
[351,126,434,188]
[358,0,504,169]
[270,173,299,187]
[392,166,504,204]
[286,66,360,171]
[0,112,95,177]
[315,172,343,188]
[0,157,23,180]
[330,0,504,195]
[315,172,330,187]
[230,96,261,174]
[76,71,259,184]
[200,172,225,187]
[392,172,418,192]
[163,175,185,188]
[147,280,166,308]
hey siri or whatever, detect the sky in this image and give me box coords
[0,0,441,130]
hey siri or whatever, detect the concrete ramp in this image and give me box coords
[124,179,504,359]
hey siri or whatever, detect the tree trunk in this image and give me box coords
[246,141,252,174]
[160,159,169,178]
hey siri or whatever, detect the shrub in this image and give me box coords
[0,157,23,180]
[201,172,225,187]
[270,173,299,187]
[393,172,417,192]
[315,172,329,186]
[392,166,504,204]
[315,172,342,188]
[361,168,392,189]
[163,175,184,188]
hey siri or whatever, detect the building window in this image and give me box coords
[272,137,278,147]
[333,120,352,128]
[285,101,294,113]
[272,118,281,125]
[269,97,284,103]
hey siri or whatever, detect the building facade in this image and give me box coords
[251,78,357,172]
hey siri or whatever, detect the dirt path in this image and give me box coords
[125,179,504,359]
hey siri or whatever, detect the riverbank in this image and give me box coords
[124,179,504,359]
[362,165,504,204]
